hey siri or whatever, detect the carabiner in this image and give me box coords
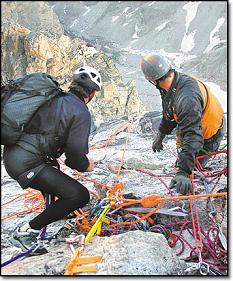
[198,261,210,275]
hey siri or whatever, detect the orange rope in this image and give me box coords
[1,189,45,221]
[73,171,112,191]
[90,120,130,151]
[157,192,227,202]
[116,122,132,181]
[106,192,227,228]
[1,194,26,207]
[108,201,164,227]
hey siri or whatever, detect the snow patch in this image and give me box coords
[148,1,155,6]
[180,30,196,53]
[129,39,138,46]
[204,17,226,53]
[70,19,79,29]
[183,2,201,32]
[112,16,119,22]
[121,47,196,69]
[64,5,68,15]
[155,21,169,32]
[83,7,91,16]
[127,8,139,17]
[180,2,200,53]
[132,24,139,39]
[122,7,131,14]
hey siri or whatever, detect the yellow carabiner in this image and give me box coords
[85,202,111,245]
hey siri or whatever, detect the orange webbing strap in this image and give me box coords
[64,248,102,275]
[75,217,96,232]
[64,249,82,275]
[74,255,102,265]
[72,265,97,274]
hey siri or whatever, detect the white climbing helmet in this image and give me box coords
[73,66,102,91]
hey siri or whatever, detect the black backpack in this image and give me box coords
[1,72,63,146]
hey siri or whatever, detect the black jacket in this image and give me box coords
[19,93,91,172]
[157,71,205,174]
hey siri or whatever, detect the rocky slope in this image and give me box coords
[1,1,228,276]
[1,2,145,123]
[1,115,228,275]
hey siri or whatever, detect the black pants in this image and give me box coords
[3,145,90,231]
[28,165,90,230]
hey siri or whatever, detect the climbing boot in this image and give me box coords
[10,223,48,255]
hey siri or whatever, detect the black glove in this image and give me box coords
[169,171,192,195]
[152,132,166,152]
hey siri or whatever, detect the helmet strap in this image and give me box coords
[86,90,96,104]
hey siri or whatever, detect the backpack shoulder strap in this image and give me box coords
[189,74,209,112]
[54,96,63,140]
[198,80,209,113]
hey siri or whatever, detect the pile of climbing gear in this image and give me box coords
[1,119,228,275]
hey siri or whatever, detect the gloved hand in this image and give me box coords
[169,171,192,195]
[152,132,166,152]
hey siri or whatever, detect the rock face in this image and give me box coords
[1,3,145,123]
[1,1,64,36]
[82,230,185,275]
[1,231,185,275]
[1,1,228,277]
[48,1,227,109]
[49,1,227,55]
